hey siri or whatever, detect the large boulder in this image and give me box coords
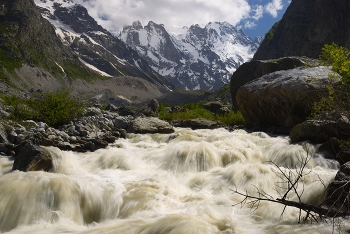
[229,57,315,109]
[253,0,350,60]
[236,66,341,128]
[127,117,174,134]
[290,112,350,143]
[12,144,53,172]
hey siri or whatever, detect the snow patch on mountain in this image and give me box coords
[120,21,262,90]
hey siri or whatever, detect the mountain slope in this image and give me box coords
[120,21,262,91]
[34,0,173,89]
[253,0,350,60]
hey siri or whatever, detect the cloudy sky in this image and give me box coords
[73,0,291,38]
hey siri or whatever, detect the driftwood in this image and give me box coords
[231,147,350,224]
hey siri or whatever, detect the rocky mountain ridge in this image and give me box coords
[120,21,262,91]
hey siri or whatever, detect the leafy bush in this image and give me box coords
[319,43,350,83]
[310,43,350,117]
[1,91,85,126]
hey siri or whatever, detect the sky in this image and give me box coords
[73,0,292,39]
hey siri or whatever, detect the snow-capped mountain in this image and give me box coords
[120,21,262,90]
[33,0,173,89]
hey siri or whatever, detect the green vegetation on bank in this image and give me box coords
[310,43,350,118]
[158,102,246,126]
[1,91,85,127]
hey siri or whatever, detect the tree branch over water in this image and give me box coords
[231,150,350,224]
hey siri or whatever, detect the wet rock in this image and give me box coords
[175,118,218,130]
[128,117,174,134]
[318,137,341,160]
[12,144,53,172]
[290,112,350,143]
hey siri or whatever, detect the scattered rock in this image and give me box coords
[137,99,159,117]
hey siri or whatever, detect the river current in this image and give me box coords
[0,127,347,233]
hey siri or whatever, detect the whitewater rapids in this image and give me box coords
[0,128,346,233]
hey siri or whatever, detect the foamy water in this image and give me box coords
[0,128,346,233]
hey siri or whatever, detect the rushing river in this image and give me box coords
[0,127,347,233]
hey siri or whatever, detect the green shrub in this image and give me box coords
[158,102,246,126]
[319,43,350,83]
[36,91,85,126]
[310,43,350,118]
[1,91,85,126]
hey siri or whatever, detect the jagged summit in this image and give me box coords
[33,0,172,89]
[120,21,262,90]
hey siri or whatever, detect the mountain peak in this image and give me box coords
[132,20,143,30]
[120,21,261,90]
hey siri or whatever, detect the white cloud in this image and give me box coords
[71,0,287,34]
[265,0,283,18]
[243,20,257,29]
[73,0,251,33]
[251,5,264,20]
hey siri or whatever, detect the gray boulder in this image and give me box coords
[12,144,53,172]
[230,57,315,109]
[290,112,350,143]
[236,66,341,128]
[127,117,174,134]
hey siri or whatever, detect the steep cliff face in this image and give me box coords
[0,0,77,75]
[253,0,350,60]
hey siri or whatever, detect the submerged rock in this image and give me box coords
[12,144,53,172]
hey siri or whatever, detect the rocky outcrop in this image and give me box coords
[127,117,174,134]
[253,0,350,60]
[236,66,341,128]
[229,57,316,109]
[290,112,350,143]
